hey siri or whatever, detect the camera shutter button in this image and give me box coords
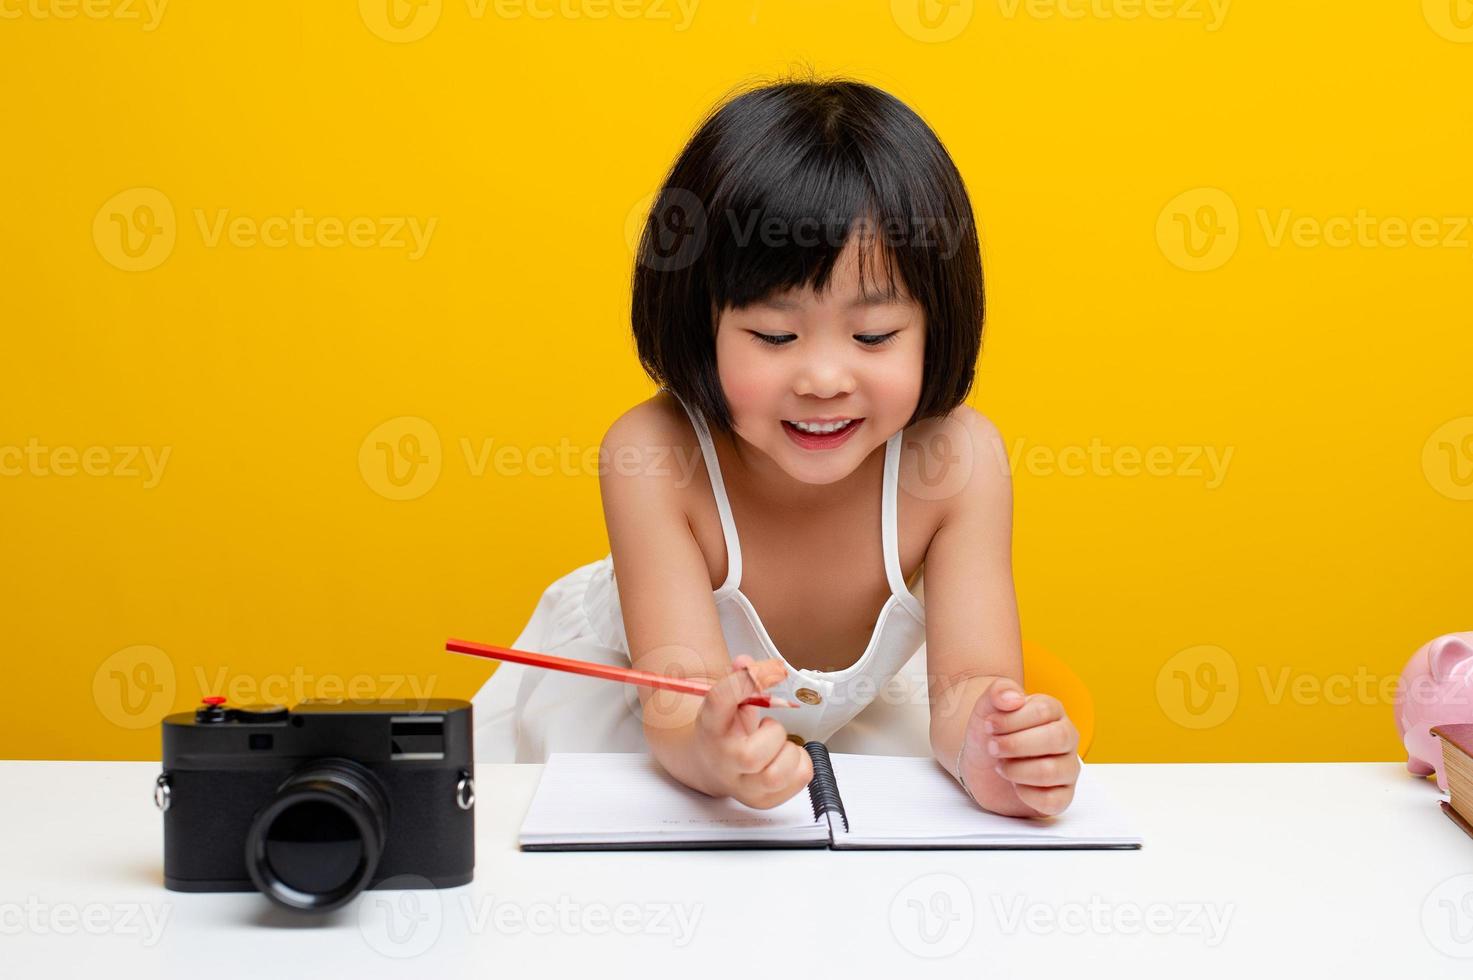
[196,696,229,723]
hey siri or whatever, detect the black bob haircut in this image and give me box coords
[630,74,985,437]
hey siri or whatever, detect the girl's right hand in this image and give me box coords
[694,654,815,809]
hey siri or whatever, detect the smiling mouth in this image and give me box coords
[782,418,862,435]
[781,417,865,448]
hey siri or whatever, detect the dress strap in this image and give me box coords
[882,428,925,619]
[669,392,743,594]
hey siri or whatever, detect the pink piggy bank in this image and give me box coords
[1396,631,1473,791]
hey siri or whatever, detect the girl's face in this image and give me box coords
[714,237,926,489]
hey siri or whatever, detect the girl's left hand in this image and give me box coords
[965,678,1081,817]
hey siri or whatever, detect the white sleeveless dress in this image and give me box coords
[471,394,933,763]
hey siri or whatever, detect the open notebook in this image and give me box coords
[519,742,1143,850]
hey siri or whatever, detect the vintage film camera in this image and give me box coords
[157,697,475,912]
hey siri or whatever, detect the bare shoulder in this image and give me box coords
[598,391,702,519]
[601,391,693,456]
[900,403,1011,528]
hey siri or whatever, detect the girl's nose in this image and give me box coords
[793,368,856,401]
[793,348,857,399]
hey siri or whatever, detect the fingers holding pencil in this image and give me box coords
[703,654,785,737]
[447,636,812,808]
[694,655,813,809]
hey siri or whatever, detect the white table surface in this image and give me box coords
[2,760,1471,977]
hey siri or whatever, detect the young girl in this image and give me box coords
[473,76,1082,819]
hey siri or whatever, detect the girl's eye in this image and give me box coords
[750,332,901,348]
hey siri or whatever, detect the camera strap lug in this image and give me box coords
[456,770,474,810]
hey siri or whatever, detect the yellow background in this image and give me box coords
[2,0,1469,761]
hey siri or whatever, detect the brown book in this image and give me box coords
[1431,724,1473,842]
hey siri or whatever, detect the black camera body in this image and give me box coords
[158,697,475,912]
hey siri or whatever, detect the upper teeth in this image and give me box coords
[791,419,855,434]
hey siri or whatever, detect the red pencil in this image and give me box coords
[445,637,800,708]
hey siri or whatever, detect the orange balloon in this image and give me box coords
[1020,639,1096,759]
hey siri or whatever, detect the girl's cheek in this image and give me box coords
[870,349,925,421]
[717,348,777,421]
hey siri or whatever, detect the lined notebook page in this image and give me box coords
[827,755,1142,848]
[519,753,830,847]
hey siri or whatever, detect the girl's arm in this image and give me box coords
[598,398,814,808]
[921,407,1081,818]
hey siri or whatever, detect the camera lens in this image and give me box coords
[245,758,390,912]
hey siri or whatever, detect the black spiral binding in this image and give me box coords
[804,741,848,833]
